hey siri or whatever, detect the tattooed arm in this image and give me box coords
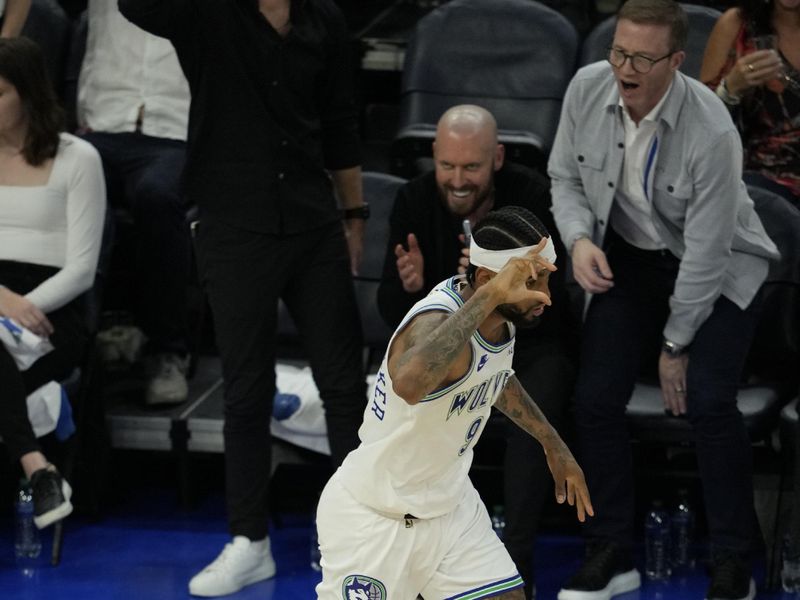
[388,284,501,405]
[496,375,594,522]
[388,241,555,405]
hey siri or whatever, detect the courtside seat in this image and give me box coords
[626,383,782,445]
[390,0,579,178]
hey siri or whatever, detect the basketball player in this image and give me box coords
[315,206,593,600]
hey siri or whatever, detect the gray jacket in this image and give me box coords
[548,61,779,346]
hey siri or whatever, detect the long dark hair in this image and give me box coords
[0,37,63,166]
[739,0,774,37]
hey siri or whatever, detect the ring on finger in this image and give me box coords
[748,63,755,72]
[675,387,685,393]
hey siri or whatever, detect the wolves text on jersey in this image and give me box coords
[447,369,512,421]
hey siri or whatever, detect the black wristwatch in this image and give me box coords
[341,204,370,220]
[662,339,688,357]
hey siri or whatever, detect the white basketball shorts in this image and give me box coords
[315,473,523,599]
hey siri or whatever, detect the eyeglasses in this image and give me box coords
[607,47,674,74]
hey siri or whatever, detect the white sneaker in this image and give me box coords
[145,353,189,405]
[189,536,276,597]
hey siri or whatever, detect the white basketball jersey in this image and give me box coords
[337,276,516,519]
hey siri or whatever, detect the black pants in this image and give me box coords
[575,232,761,556]
[81,131,190,355]
[195,218,367,540]
[0,262,88,462]
[503,337,575,599]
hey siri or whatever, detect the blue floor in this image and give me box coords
[0,486,796,600]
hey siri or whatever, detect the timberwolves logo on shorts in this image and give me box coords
[342,574,386,600]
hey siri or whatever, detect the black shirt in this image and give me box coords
[377,162,574,344]
[119,0,361,234]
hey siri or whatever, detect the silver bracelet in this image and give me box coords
[715,79,741,106]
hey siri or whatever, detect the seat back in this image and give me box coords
[359,171,407,281]
[391,0,579,177]
[580,3,722,80]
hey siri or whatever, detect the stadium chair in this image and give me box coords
[356,172,406,366]
[579,3,722,79]
[390,0,579,178]
[358,171,407,282]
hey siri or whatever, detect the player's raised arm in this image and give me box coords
[389,240,552,405]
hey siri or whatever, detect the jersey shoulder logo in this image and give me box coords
[477,354,489,371]
[342,575,387,600]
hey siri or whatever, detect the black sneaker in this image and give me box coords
[558,541,641,600]
[705,554,756,600]
[30,467,73,529]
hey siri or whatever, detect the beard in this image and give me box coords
[436,177,495,217]
[496,303,542,329]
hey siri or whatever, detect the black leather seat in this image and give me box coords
[390,0,579,178]
[580,3,722,79]
[357,172,407,365]
[359,171,407,282]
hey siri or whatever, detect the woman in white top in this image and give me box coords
[0,37,105,529]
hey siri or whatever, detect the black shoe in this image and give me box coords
[705,554,755,600]
[557,541,641,600]
[30,467,73,529]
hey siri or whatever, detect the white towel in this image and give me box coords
[0,317,54,370]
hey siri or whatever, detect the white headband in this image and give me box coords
[469,236,557,273]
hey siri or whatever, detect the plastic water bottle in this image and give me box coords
[491,505,505,541]
[310,521,322,572]
[645,499,671,580]
[15,479,41,566]
[671,489,694,569]
[782,533,800,593]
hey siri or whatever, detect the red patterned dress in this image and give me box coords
[709,22,800,199]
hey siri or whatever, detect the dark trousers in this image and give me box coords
[80,131,190,355]
[504,337,575,599]
[0,262,87,461]
[576,233,761,556]
[195,219,367,540]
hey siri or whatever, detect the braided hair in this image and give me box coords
[466,205,550,286]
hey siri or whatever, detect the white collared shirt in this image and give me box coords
[78,0,190,140]
[610,81,674,250]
